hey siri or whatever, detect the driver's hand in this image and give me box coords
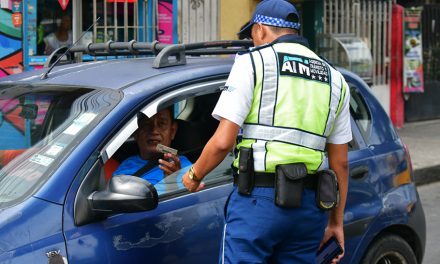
[158,153,181,175]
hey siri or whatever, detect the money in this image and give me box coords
[156,143,178,155]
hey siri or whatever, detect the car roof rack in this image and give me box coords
[46,40,253,69]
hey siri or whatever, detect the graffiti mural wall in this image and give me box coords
[0,2,23,78]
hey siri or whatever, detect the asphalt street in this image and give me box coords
[418,181,440,264]
[397,120,440,263]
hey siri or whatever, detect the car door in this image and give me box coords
[62,80,234,263]
[341,81,383,264]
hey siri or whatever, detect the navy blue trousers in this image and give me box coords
[220,187,328,264]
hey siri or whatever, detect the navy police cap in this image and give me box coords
[238,0,300,38]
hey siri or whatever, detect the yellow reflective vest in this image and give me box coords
[234,41,348,174]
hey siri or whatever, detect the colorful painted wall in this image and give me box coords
[0,6,23,78]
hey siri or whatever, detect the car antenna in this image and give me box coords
[40,17,101,80]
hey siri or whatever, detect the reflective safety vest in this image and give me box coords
[234,42,347,174]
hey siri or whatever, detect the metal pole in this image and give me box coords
[367,0,371,49]
[387,1,393,83]
[335,0,339,33]
[73,0,83,62]
[104,0,107,41]
[346,0,350,33]
[124,1,128,41]
[134,1,138,40]
[378,1,382,84]
[373,0,377,85]
[72,0,80,43]
[93,0,97,42]
[182,0,189,43]
[323,0,327,34]
[114,0,118,41]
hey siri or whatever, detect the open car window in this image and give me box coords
[154,92,233,197]
[348,82,372,144]
[102,80,233,198]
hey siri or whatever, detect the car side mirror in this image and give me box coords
[88,175,158,215]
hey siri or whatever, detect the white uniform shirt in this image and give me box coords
[212,53,352,144]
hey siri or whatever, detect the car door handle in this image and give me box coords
[350,165,369,179]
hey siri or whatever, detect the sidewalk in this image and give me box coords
[396,119,440,185]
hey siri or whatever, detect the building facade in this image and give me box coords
[397,0,440,122]
[1,0,438,123]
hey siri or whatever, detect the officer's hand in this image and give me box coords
[319,223,345,264]
[158,153,181,175]
[182,170,205,192]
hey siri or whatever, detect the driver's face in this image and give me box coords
[136,109,177,160]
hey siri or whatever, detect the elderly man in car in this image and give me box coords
[112,107,192,186]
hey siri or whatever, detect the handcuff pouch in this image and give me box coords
[237,147,254,195]
[275,163,307,208]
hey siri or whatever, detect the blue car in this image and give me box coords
[0,41,425,264]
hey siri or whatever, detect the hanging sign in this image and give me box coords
[158,0,173,44]
[403,7,424,93]
[11,0,21,28]
[58,0,69,10]
[11,0,21,12]
[12,12,22,27]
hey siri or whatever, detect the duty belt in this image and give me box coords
[233,171,318,190]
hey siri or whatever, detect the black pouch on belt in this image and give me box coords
[316,170,339,210]
[275,163,308,208]
[238,147,255,195]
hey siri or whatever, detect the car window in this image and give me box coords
[157,92,233,197]
[349,83,372,144]
[102,81,232,199]
[0,85,121,207]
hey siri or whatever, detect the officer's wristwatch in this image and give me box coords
[188,166,201,182]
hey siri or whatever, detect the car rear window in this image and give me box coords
[349,84,372,143]
[0,84,121,207]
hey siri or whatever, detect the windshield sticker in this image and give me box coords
[29,154,54,167]
[76,112,97,123]
[45,143,66,157]
[63,123,83,135]
[63,112,97,135]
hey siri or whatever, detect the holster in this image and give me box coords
[275,163,308,208]
[316,170,339,210]
[237,147,255,195]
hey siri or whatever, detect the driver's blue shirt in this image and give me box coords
[113,155,192,187]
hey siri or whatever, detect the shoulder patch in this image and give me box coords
[278,53,330,84]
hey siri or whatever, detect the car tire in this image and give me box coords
[361,234,417,264]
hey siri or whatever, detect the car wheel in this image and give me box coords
[361,234,417,264]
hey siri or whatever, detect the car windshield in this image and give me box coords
[0,84,121,207]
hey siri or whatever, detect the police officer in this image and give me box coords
[182,0,351,263]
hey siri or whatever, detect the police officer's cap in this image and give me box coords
[238,0,301,39]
